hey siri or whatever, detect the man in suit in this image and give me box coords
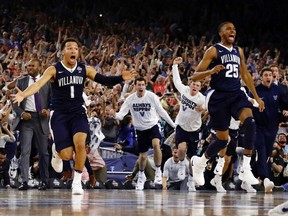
[12,58,51,190]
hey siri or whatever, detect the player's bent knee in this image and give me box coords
[206,139,228,158]
[59,147,74,160]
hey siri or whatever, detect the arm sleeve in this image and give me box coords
[94,73,124,86]
[115,99,130,121]
[172,64,186,93]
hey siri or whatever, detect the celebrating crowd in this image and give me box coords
[0,2,287,195]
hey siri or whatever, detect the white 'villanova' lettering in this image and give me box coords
[220,54,240,64]
[58,76,84,86]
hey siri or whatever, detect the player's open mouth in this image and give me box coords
[71,56,76,60]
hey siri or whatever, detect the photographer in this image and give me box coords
[271,133,288,185]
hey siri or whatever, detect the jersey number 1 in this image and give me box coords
[70,86,75,98]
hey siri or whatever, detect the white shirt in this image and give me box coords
[163,157,189,182]
[172,65,205,131]
[115,90,175,131]
[25,75,40,112]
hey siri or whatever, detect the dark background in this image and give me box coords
[1,0,288,63]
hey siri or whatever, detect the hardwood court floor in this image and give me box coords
[0,189,287,216]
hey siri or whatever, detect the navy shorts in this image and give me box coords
[136,124,162,153]
[175,125,200,158]
[49,111,90,152]
[206,89,252,131]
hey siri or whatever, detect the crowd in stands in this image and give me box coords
[0,2,287,191]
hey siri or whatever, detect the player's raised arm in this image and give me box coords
[12,66,55,106]
[86,66,137,86]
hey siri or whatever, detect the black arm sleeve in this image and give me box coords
[94,73,124,86]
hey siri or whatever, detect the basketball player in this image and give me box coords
[12,38,136,195]
[190,21,265,187]
[172,57,205,182]
[114,77,176,190]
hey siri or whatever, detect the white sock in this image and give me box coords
[73,171,82,183]
[242,155,251,168]
[156,166,161,172]
[217,156,225,167]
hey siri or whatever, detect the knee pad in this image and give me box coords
[206,139,228,158]
[242,117,256,150]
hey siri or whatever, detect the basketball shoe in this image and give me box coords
[51,143,63,173]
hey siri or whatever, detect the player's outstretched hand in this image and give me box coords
[122,69,137,81]
[11,87,24,106]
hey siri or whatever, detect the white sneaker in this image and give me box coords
[241,181,256,193]
[72,181,84,195]
[154,169,162,185]
[187,176,196,192]
[191,156,206,186]
[136,172,147,190]
[51,143,63,173]
[214,158,224,176]
[238,167,259,185]
[177,163,186,180]
[9,156,18,179]
[268,200,288,216]
[264,178,275,193]
[210,175,226,193]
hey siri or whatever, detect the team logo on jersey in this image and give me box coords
[182,104,188,111]
[273,95,278,100]
[181,95,197,110]
[140,112,145,117]
[77,66,82,73]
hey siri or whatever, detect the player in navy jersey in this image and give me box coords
[190,21,265,187]
[12,38,136,195]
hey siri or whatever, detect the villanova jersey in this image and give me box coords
[50,61,86,113]
[209,43,241,91]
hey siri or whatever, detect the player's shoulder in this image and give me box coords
[204,44,218,58]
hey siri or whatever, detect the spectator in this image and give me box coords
[12,58,51,191]
[249,67,288,192]
[162,146,194,191]
[0,148,10,188]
